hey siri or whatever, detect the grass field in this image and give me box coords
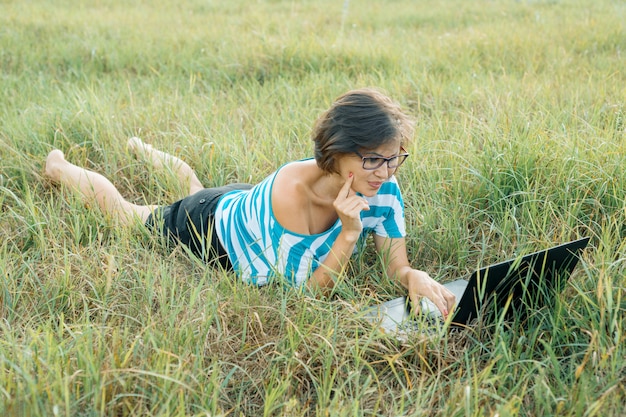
[1,0,625,415]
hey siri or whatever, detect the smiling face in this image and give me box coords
[336,141,404,197]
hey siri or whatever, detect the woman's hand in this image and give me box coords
[308,173,370,292]
[333,173,369,242]
[373,236,456,319]
[404,268,456,319]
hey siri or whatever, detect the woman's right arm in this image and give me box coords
[307,174,369,293]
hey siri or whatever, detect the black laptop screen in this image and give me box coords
[452,237,590,325]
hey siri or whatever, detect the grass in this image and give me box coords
[1,0,625,415]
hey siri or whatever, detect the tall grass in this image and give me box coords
[1,0,625,415]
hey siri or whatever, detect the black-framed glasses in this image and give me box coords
[354,147,410,170]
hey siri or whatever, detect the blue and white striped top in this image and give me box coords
[214,161,406,287]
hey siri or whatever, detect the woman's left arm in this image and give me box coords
[374,235,456,318]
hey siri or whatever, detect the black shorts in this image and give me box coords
[145,183,253,269]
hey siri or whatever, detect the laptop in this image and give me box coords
[363,237,590,334]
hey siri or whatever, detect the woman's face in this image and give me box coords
[336,141,405,197]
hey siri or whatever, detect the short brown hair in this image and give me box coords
[312,88,414,174]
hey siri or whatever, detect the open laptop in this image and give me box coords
[363,237,590,334]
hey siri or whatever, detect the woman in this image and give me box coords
[45,88,456,317]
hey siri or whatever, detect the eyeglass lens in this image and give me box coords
[362,154,407,170]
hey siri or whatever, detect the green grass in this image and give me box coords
[1,0,625,415]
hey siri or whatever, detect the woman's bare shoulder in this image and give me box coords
[272,160,313,204]
[271,160,318,233]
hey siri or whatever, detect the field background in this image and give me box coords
[1,0,625,415]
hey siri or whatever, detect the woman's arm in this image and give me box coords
[374,235,456,318]
[306,174,369,293]
[306,231,358,292]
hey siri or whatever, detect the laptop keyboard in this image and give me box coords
[397,315,445,334]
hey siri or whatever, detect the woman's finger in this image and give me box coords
[338,173,354,199]
[431,287,456,319]
[408,293,421,316]
[342,197,369,213]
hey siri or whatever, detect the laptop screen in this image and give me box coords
[452,237,590,325]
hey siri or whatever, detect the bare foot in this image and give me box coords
[127,136,153,158]
[126,136,155,163]
[45,150,66,182]
[127,136,184,172]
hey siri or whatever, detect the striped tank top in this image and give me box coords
[214,161,406,287]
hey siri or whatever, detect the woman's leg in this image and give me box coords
[127,137,205,196]
[45,150,156,225]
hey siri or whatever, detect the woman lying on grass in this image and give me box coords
[44,88,456,317]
